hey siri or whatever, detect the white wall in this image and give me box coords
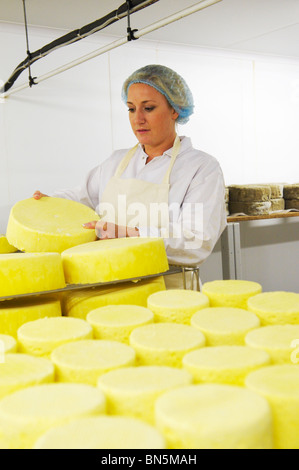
[1,22,299,290]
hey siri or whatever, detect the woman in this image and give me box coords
[34,64,227,287]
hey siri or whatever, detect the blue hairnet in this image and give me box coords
[121,64,194,124]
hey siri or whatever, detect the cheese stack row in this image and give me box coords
[227,184,286,216]
[283,183,299,210]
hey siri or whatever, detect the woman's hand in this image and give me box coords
[83,220,139,239]
[33,190,49,200]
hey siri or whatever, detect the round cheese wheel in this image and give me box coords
[271,198,285,211]
[182,345,270,385]
[247,291,299,325]
[62,277,166,320]
[0,297,62,338]
[97,365,192,424]
[147,289,209,324]
[86,304,154,343]
[0,235,17,254]
[285,199,299,210]
[129,322,205,367]
[228,185,271,202]
[6,197,99,253]
[33,415,166,449]
[61,237,169,285]
[155,384,273,449]
[51,339,136,385]
[0,334,17,353]
[245,324,299,364]
[0,252,66,298]
[190,307,260,345]
[202,280,262,309]
[0,353,54,399]
[229,201,271,216]
[0,383,106,449]
[245,365,299,449]
[283,184,299,200]
[17,316,93,358]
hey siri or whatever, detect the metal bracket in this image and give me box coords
[221,222,243,279]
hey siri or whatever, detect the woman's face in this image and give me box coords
[127,83,179,157]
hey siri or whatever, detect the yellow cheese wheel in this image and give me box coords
[0,353,54,399]
[0,334,17,353]
[61,237,169,284]
[97,365,193,424]
[245,325,299,364]
[190,307,260,345]
[0,297,62,338]
[0,235,17,254]
[202,280,262,309]
[0,252,66,298]
[147,289,209,324]
[62,276,165,320]
[33,416,166,449]
[51,339,136,385]
[182,346,271,386]
[6,197,99,253]
[0,383,106,449]
[245,365,299,449]
[17,316,93,358]
[247,291,299,325]
[86,305,154,343]
[129,322,206,367]
[155,384,273,449]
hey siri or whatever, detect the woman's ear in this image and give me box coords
[172,108,179,121]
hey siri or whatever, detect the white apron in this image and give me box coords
[99,135,199,289]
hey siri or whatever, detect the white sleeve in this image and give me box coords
[51,165,101,211]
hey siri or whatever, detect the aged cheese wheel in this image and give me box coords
[245,324,299,364]
[0,297,62,338]
[86,305,154,343]
[0,334,17,353]
[155,384,273,449]
[182,345,270,386]
[147,289,209,324]
[97,366,192,424]
[6,197,99,253]
[17,316,93,358]
[0,383,106,449]
[62,276,166,320]
[245,365,299,449]
[0,353,54,399]
[247,291,299,325]
[283,183,299,200]
[285,199,299,210]
[271,198,285,211]
[51,339,136,385]
[229,201,271,215]
[129,322,205,367]
[61,237,169,284]
[0,235,17,254]
[228,185,271,202]
[0,252,65,298]
[33,416,166,449]
[190,307,260,345]
[202,280,262,309]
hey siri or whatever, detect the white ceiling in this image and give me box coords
[0,0,299,58]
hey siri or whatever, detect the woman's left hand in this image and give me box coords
[83,220,139,239]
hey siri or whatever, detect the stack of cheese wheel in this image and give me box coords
[245,324,299,364]
[191,307,260,345]
[0,235,17,254]
[0,297,62,338]
[247,291,299,325]
[245,365,299,449]
[0,354,54,399]
[86,305,154,343]
[283,183,299,210]
[97,365,192,424]
[182,345,271,386]
[267,183,285,211]
[202,280,262,309]
[228,184,271,216]
[147,289,209,324]
[6,197,99,253]
[61,277,166,319]
[0,383,106,449]
[17,317,93,358]
[154,384,274,449]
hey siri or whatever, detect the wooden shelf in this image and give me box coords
[227,211,299,223]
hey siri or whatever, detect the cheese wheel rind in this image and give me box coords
[202,280,262,309]
[247,291,299,325]
[228,185,271,202]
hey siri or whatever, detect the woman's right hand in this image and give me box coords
[33,190,49,200]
